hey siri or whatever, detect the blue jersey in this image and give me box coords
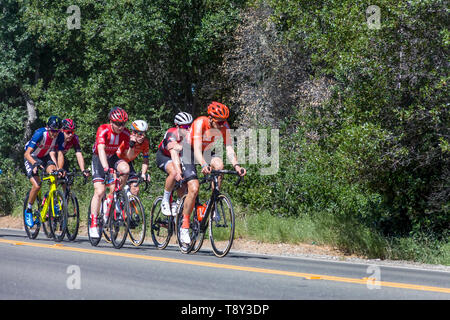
[24,128,64,158]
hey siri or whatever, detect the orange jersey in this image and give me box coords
[186,116,232,151]
[117,137,150,162]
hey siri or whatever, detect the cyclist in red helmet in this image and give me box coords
[89,107,133,238]
[178,102,246,244]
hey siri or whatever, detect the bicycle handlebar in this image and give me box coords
[131,172,149,192]
[200,169,244,187]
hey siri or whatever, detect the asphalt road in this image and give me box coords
[1,228,449,305]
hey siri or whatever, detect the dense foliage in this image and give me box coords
[1,0,448,260]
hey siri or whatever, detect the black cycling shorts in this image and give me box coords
[91,154,125,183]
[127,161,139,183]
[24,154,55,179]
[156,149,173,173]
[156,148,199,183]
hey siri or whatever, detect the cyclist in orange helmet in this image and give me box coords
[178,102,246,244]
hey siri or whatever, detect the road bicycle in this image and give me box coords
[87,169,131,249]
[59,170,88,241]
[126,175,148,247]
[175,170,243,257]
[150,181,185,249]
[23,168,68,242]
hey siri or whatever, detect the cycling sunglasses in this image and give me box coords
[64,130,74,135]
[113,122,127,127]
[179,124,191,130]
[133,131,145,136]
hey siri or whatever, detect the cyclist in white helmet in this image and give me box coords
[156,112,193,216]
[117,119,151,196]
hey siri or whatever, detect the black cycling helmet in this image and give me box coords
[47,116,62,130]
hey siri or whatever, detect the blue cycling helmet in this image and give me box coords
[47,116,62,130]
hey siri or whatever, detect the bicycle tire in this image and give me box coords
[175,194,198,254]
[41,192,53,239]
[109,190,130,249]
[49,190,68,242]
[42,213,53,239]
[23,190,41,239]
[100,194,112,243]
[191,229,205,254]
[209,194,235,258]
[191,201,208,253]
[87,198,104,246]
[65,191,80,241]
[150,196,171,249]
[127,195,146,246]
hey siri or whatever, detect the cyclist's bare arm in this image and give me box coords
[75,151,86,172]
[141,157,149,179]
[193,139,210,174]
[226,144,246,176]
[169,146,183,181]
[97,144,109,170]
[123,145,135,161]
[56,150,65,171]
[24,147,37,165]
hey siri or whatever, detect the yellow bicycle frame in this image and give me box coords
[38,174,61,222]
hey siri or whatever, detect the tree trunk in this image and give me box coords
[23,91,37,142]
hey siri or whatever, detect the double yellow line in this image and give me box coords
[1,238,450,294]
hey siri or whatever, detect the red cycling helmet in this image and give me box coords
[207,101,229,120]
[108,107,128,122]
[62,118,76,131]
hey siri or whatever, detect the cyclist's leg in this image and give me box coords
[90,154,107,219]
[156,149,177,215]
[27,176,41,205]
[24,157,41,206]
[180,163,199,229]
[182,179,199,228]
[114,156,129,189]
[91,182,106,218]
[164,162,178,193]
[156,149,176,193]
[210,156,224,189]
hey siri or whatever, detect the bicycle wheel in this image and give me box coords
[150,196,171,249]
[175,194,198,254]
[49,190,68,242]
[23,190,41,239]
[191,228,205,254]
[209,194,235,258]
[65,191,80,241]
[109,191,130,249]
[87,198,104,246]
[191,202,207,254]
[128,195,146,246]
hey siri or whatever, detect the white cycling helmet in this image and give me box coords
[130,120,148,132]
[174,112,193,125]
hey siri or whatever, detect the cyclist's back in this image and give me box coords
[186,116,232,152]
[92,123,130,156]
[25,127,64,159]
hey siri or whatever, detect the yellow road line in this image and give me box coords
[1,238,449,294]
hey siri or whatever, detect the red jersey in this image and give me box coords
[92,124,130,157]
[186,116,232,151]
[117,137,150,162]
[158,127,182,157]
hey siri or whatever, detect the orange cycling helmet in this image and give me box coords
[207,101,229,120]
